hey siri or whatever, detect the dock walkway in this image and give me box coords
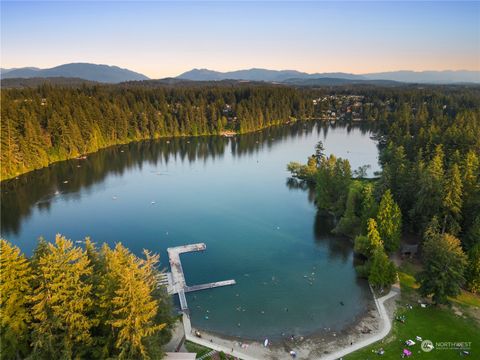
[164,242,236,310]
[185,280,236,293]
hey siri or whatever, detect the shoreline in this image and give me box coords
[1,117,366,182]
[178,285,399,359]
[190,296,376,343]
[0,118,303,182]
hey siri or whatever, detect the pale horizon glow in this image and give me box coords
[1,1,479,78]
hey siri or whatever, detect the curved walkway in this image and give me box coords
[319,285,400,360]
[183,285,400,360]
[183,313,259,360]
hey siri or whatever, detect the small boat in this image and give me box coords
[264,339,269,347]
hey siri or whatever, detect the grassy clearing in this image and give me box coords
[345,305,479,360]
[346,259,480,360]
[183,341,235,360]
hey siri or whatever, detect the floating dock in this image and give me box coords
[185,280,236,293]
[163,243,236,313]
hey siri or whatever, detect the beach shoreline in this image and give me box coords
[177,286,399,359]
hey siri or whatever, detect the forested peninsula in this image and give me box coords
[288,85,480,301]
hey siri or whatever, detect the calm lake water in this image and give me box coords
[1,121,380,340]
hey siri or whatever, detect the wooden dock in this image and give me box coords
[161,245,257,360]
[164,243,236,313]
[185,279,236,293]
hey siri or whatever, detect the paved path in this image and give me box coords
[318,285,400,360]
[183,285,399,360]
[183,313,259,360]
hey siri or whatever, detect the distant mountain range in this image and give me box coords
[1,63,149,83]
[178,68,480,84]
[282,77,402,87]
[1,63,479,85]
[176,68,363,82]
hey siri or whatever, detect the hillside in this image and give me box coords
[178,68,480,84]
[0,63,149,83]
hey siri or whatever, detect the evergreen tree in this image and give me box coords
[415,145,445,230]
[423,216,441,243]
[368,248,397,289]
[419,233,467,304]
[376,189,402,253]
[287,156,317,183]
[466,243,480,294]
[100,243,166,359]
[30,235,95,359]
[0,240,33,359]
[83,238,107,359]
[30,237,51,291]
[442,163,463,235]
[354,218,384,258]
[314,140,325,165]
[461,150,480,245]
[464,215,480,251]
[359,183,378,234]
[0,117,22,178]
[334,181,363,237]
[316,155,352,217]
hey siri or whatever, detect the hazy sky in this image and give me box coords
[2,1,479,78]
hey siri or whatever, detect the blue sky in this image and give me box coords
[1,1,479,78]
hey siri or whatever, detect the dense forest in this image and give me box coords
[3,81,478,183]
[1,83,316,180]
[0,236,173,360]
[288,87,480,302]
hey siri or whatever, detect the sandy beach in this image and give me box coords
[170,287,399,360]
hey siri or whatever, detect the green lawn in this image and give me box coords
[184,260,479,360]
[346,260,480,359]
[345,305,479,360]
[184,341,233,360]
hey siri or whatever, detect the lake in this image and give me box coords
[1,121,380,340]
